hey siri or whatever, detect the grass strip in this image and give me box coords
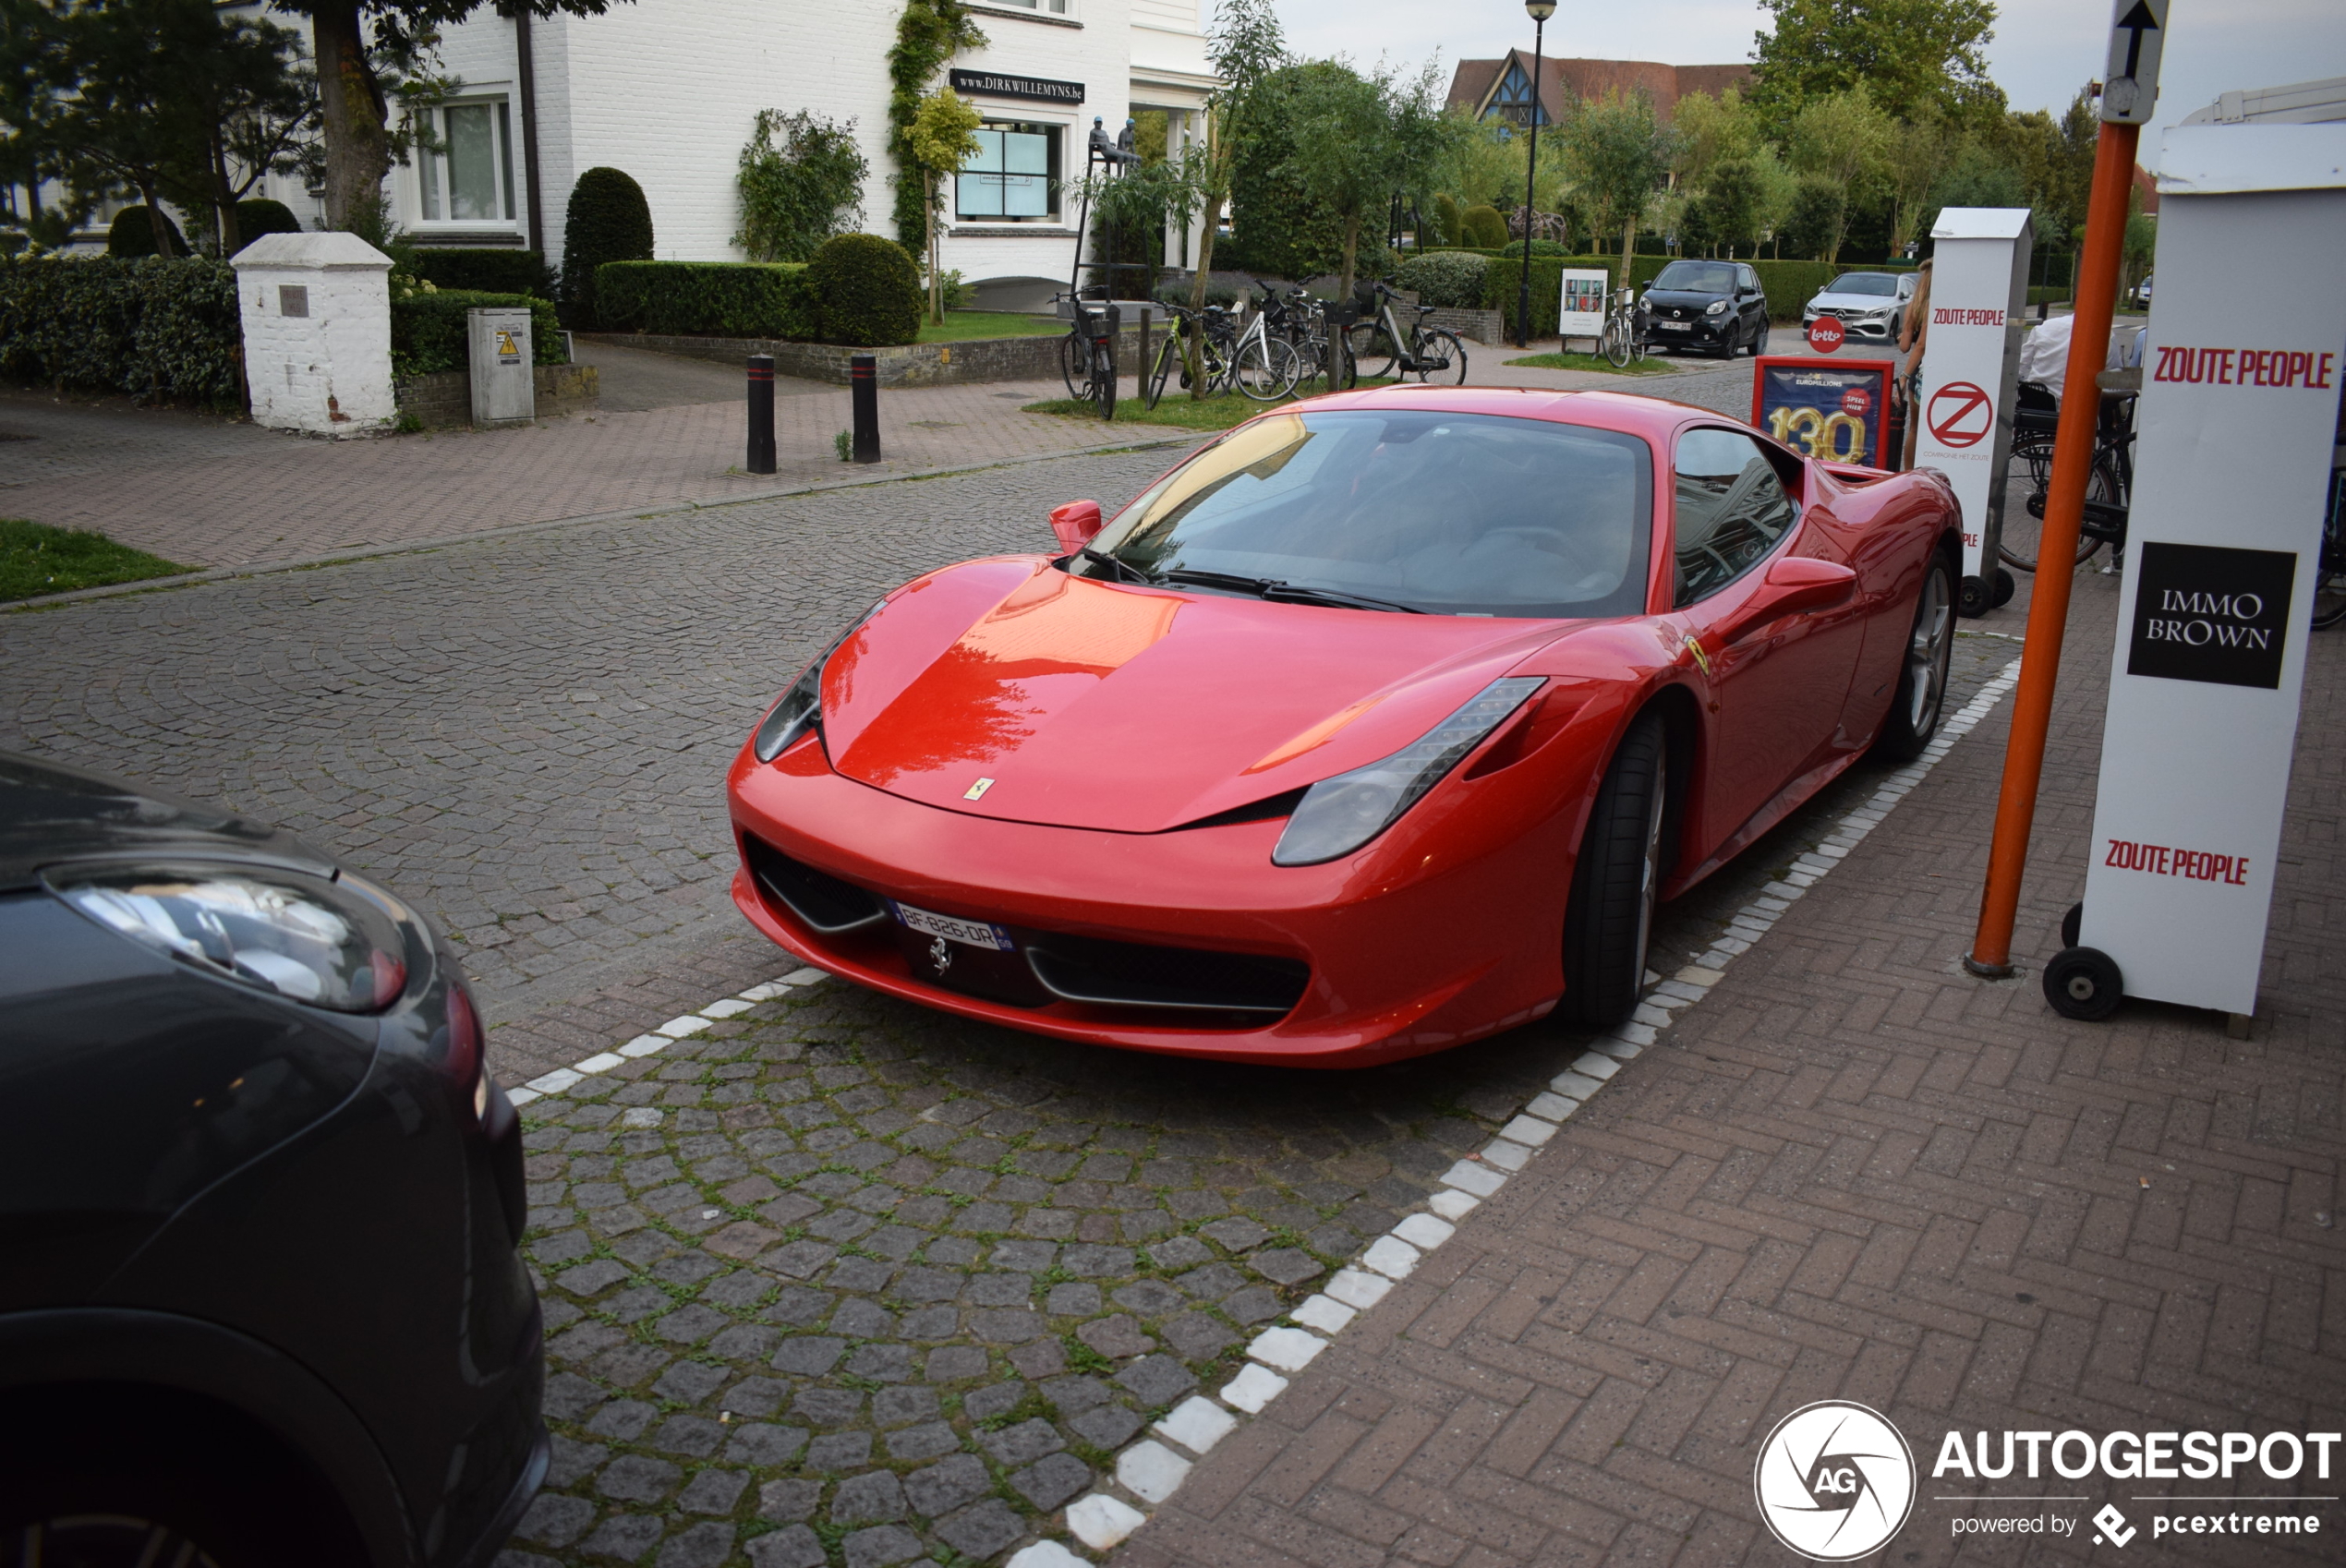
[914,310,1066,344]
[1503,350,1682,375]
[1,518,189,603]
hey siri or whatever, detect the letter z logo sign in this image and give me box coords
[1755,1401,1917,1561]
[1926,381,1993,449]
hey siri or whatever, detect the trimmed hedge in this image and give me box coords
[0,256,241,404]
[595,260,815,338]
[107,207,187,258]
[561,167,654,328]
[1393,251,1491,310]
[1484,253,1919,337]
[390,289,565,379]
[414,247,556,298]
[1458,204,1508,248]
[805,233,921,347]
[236,199,303,243]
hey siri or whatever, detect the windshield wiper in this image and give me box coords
[1081,547,1159,585]
[1157,568,1423,614]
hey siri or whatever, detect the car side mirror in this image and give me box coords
[1722,556,1856,644]
[1049,500,1104,555]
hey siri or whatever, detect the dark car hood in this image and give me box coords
[817,558,1574,835]
[0,751,335,891]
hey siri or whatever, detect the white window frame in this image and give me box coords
[413,95,521,230]
[956,120,1063,223]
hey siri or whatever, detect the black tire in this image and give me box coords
[1143,335,1179,410]
[1750,320,1771,356]
[2061,901,2083,949]
[1959,574,1991,618]
[2043,946,2124,1021]
[1873,552,1955,760]
[1094,340,1117,422]
[1561,713,1670,1026]
[1992,567,2015,608]
[1058,332,1087,402]
[1350,321,1400,380]
[1413,328,1468,385]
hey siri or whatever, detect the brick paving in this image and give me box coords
[1115,568,2346,1568]
[0,373,1155,572]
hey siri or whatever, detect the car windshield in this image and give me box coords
[1082,409,1652,618]
[1651,260,1735,293]
[1825,273,1900,296]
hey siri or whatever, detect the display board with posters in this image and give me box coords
[1750,356,1898,468]
[1557,270,1608,346]
[1911,207,2032,615]
[2067,123,2346,1020]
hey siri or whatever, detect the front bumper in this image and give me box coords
[1642,313,1733,347]
[1804,311,1897,342]
[725,739,1582,1067]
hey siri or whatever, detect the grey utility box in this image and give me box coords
[466,307,535,427]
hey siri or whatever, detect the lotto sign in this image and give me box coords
[2076,123,2346,1017]
[1806,315,1845,354]
[1911,208,2032,608]
[1751,357,1896,468]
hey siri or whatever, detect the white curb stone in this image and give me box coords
[1290,1294,1357,1335]
[1220,1362,1288,1413]
[1439,1160,1506,1197]
[507,1087,539,1106]
[1526,1092,1578,1121]
[1428,1188,1481,1221]
[1570,1052,1620,1080]
[780,966,829,985]
[702,997,754,1019]
[1007,1543,1089,1568]
[618,1033,668,1057]
[1392,1213,1456,1249]
[1547,1070,1604,1099]
[1480,1139,1531,1172]
[1155,1395,1240,1455]
[574,1052,624,1074]
[1248,1326,1330,1373]
[1325,1268,1395,1310]
[1497,1116,1556,1148]
[654,1014,709,1038]
[1067,1493,1148,1550]
[526,1067,582,1095]
[1117,1441,1193,1503]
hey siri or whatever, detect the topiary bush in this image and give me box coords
[235,199,303,244]
[0,256,240,404]
[1432,193,1461,248]
[389,289,566,379]
[1459,204,1509,249]
[413,247,557,297]
[805,233,921,346]
[107,207,187,258]
[595,260,816,338]
[1394,250,1492,309]
[561,167,653,328]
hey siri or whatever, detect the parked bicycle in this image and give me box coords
[1056,292,1119,422]
[1253,280,1341,389]
[1143,298,1299,407]
[1346,282,1468,385]
[2315,462,2346,630]
[1999,377,2134,573]
[1600,285,1645,369]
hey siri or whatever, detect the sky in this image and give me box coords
[1268,0,2346,149]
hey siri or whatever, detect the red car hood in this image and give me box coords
[819,558,1574,835]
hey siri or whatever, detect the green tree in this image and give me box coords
[1781,175,1845,259]
[1880,103,1955,256]
[1785,85,1890,260]
[1749,0,2001,133]
[1283,58,1453,302]
[906,88,981,324]
[1561,89,1676,267]
[736,109,868,265]
[275,0,627,237]
[1672,85,1764,193]
[1227,62,1347,279]
[1688,157,1764,256]
[1185,0,1287,315]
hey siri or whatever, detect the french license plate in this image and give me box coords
[891,900,1014,951]
[1656,321,1691,332]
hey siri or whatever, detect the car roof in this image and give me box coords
[1236,385,1749,444]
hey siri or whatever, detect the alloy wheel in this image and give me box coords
[1905,565,1953,734]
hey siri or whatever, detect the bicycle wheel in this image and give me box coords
[1348,321,1400,381]
[1411,329,1468,385]
[1235,336,1300,401]
[1058,331,1087,402]
[1602,318,1631,369]
[1143,333,1180,410]
[1094,340,1117,422]
[1998,434,2105,572]
[2314,475,2346,629]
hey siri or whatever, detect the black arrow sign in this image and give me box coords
[2115,0,2159,79]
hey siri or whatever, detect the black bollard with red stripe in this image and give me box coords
[851,353,880,464]
[746,354,776,475]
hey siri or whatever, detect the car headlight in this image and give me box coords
[1272,678,1544,866]
[1635,299,1650,314]
[753,602,886,763]
[48,862,409,1012]
[1705,300,1728,316]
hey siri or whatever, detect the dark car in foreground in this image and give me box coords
[0,752,544,1568]
[1638,259,1771,356]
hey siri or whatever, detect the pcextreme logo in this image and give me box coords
[1754,1401,1917,1560]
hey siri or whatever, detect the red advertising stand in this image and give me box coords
[1751,355,1899,469]
[2048,121,2346,1025]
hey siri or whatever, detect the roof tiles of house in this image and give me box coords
[1445,53,1754,125]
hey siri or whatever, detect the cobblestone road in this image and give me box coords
[1,431,2026,1568]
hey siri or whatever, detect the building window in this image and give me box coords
[419,99,517,224]
[1489,61,1546,127]
[986,0,1070,13]
[957,123,1058,220]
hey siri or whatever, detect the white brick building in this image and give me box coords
[241,0,1213,309]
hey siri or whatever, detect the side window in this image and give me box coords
[1740,265,1760,294]
[1673,428,1799,607]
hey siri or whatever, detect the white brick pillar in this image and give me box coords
[231,233,396,436]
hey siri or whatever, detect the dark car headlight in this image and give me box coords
[1705,300,1728,316]
[1272,679,1544,866]
[47,862,410,1012]
[753,602,886,763]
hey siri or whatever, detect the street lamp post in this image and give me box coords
[1518,0,1554,349]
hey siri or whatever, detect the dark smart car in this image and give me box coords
[0,751,544,1567]
[1638,259,1771,356]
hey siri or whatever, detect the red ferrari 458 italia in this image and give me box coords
[726,386,1960,1067]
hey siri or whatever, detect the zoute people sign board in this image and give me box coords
[1911,207,2033,615]
[2075,123,2346,1018]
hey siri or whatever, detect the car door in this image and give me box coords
[1738,266,1765,340]
[1667,428,1866,851]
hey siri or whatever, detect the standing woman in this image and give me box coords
[1897,257,1933,469]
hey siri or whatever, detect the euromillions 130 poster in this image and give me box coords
[1752,357,1898,467]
